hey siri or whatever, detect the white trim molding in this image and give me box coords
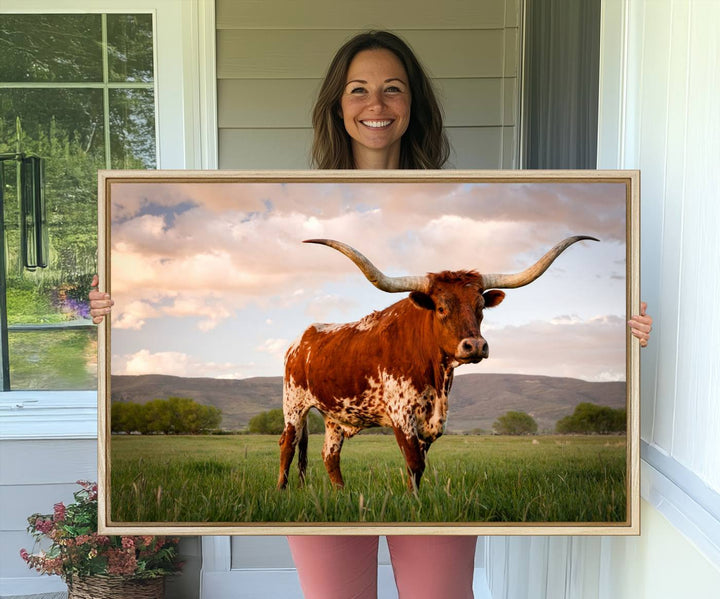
[181,0,219,169]
[641,445,720,567]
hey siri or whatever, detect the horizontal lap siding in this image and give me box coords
[216,0,521,170]
[0,439,96,580]
[216,0,516,30]
[218,30,511,79]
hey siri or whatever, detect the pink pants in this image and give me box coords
[287,535,477,599]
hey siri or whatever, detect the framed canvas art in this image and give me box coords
[97,170,640,535]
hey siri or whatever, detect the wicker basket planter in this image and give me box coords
[67,575,165,599]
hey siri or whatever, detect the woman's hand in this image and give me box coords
[89,274,114,324]
[628,301,652,348]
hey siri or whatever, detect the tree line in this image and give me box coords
[110,400,625,436]
[492,402,627,435]
[248,402,627,436]
[111,397,221,434]
[248,408,324,435]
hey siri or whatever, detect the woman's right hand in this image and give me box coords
[89,274,114,324]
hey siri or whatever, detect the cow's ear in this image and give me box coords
[409,291,436,311]
[483,290,505,308]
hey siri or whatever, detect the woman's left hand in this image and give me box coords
[628,301,652,348]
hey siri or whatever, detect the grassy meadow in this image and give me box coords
[109,434,627,525]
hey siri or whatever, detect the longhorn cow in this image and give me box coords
[277,235,597,490]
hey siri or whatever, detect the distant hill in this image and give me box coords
[447,374,625,433]
[111,374,281,431]
[110,373,625,433]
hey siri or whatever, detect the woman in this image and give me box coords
[90,31,653,599]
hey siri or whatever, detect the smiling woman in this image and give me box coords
[310,30,448,170]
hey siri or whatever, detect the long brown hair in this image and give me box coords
[311,31,449,170]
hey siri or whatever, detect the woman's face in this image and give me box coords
[340,48,411,167]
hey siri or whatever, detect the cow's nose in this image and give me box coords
[457,338,489,361]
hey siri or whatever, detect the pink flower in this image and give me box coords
[87,483,98,501]
[42,556,64,576]
[53,503,66,522]
[34,518,54,534]
[107,548,137,576]
[21,482,180,580]
[121,537,135,549]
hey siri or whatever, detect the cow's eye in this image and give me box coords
[437,306,446,315]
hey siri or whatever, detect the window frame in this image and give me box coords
[0,0,217,440]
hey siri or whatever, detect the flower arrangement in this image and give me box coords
[20,481,182,585]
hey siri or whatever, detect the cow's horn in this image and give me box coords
[481,235,599,289]
[304,239,430,293]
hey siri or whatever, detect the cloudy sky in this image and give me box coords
[108,179,628,382]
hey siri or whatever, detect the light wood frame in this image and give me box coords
[98,169,640,535]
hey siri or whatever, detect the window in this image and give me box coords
[0,13,156,390]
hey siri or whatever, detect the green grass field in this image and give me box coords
[109,434,627,525]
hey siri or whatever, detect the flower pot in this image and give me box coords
[67,575,165,599]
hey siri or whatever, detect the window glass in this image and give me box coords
[7,330,98,390]
[110,89,156,169]
[0,13,156,390]
[0,14,103,82]
[107,14,154,83]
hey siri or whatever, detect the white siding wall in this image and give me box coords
[486,0,720,597]
[0,438,96,597]
[615,0,720,492]
[216,0,522,169]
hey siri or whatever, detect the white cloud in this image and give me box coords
[256,338,290,359]
[123,350,191,376]
[162,297,232,332]
[304,292,360,323]
[116,349,253,379]
[467,314,627,382]
[112,300,161,330]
